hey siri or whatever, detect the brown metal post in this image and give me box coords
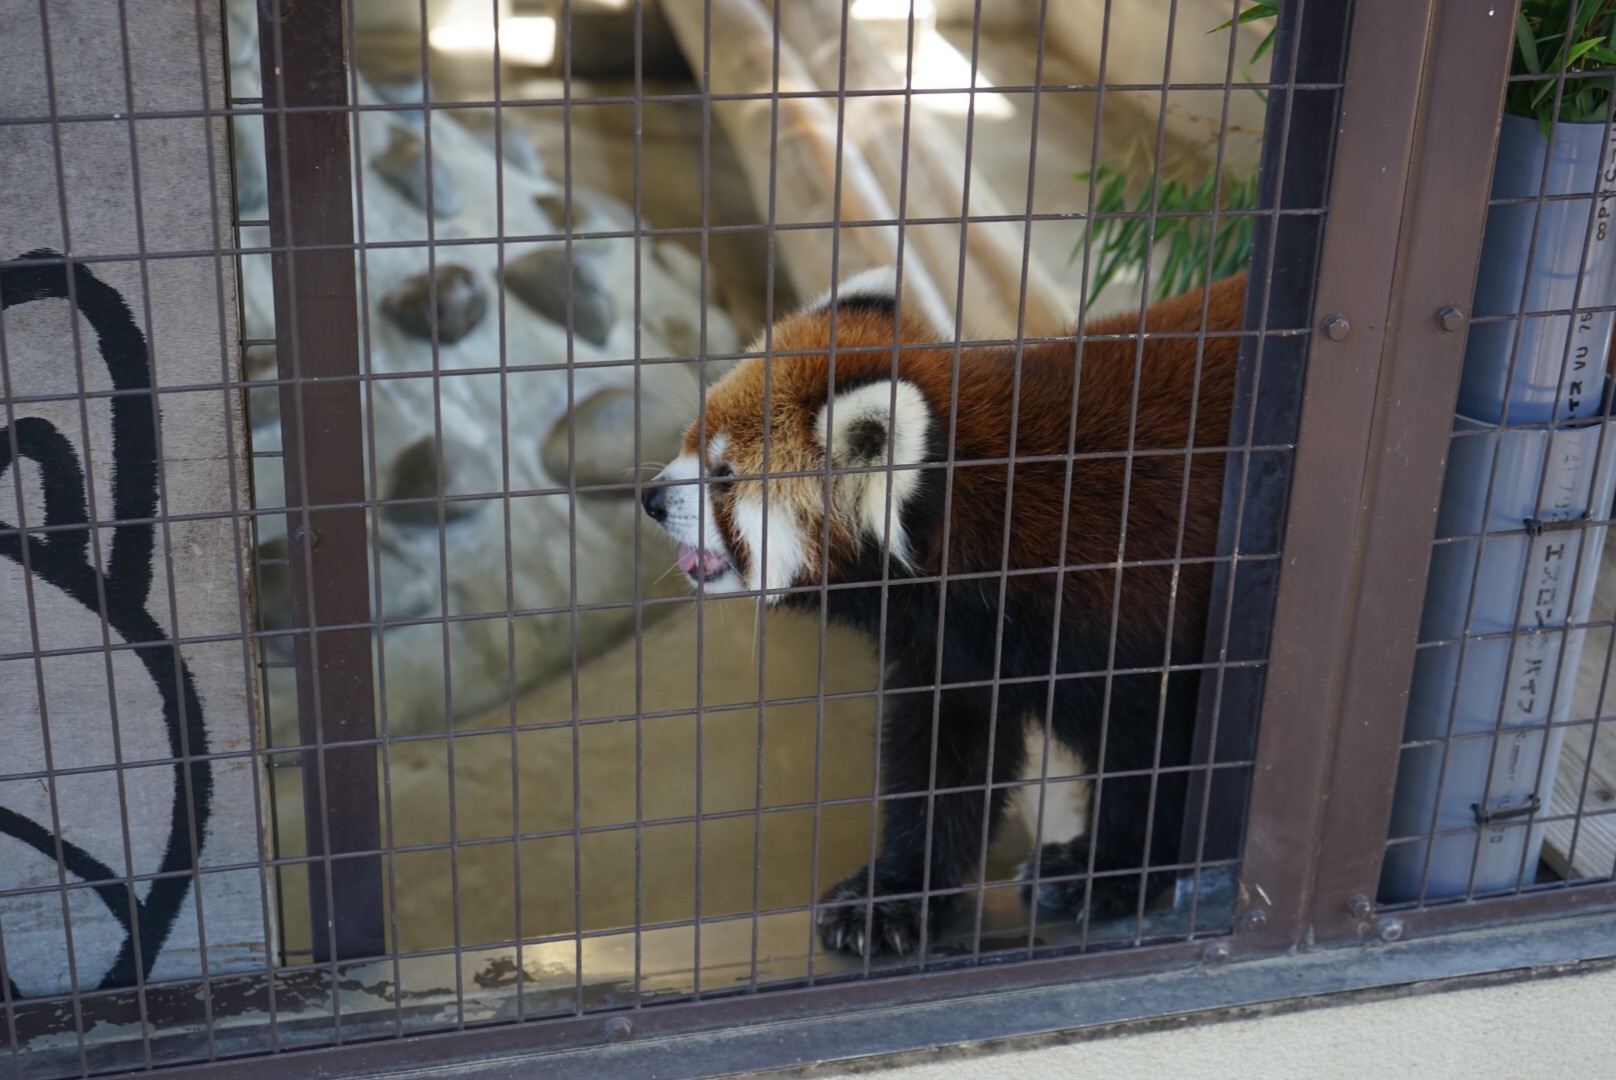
[1236,0,1517,954]
[257,0,386,962]
[1182,0,1353,882]
[1303,0,1517,945]
[1231,0,1445,956]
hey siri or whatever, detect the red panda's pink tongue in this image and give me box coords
[677,544,727,575]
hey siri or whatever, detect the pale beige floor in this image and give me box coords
[274,599,882,956]
[817,965,1616,1080]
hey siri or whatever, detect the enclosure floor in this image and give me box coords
[271,589,1059,959]
[273,599,882,958]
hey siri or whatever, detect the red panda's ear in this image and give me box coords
[815,380,929,469]
[816,266,900,315]
[814,379,932,565]
[813,266,951,337]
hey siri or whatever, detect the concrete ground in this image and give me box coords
[807,964,1616,1080]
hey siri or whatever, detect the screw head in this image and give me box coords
[1377,918,1404,943]
[1436,305,1466,333]
[1346,894,1372,919]
[1204,942,1232,965]
[292,525,321,550]
[604,1016,634,1041]
[1322,313,1350,341]
[1240,909,1267,932]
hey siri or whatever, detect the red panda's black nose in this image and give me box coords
[642,485,668,523]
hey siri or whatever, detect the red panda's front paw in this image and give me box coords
[816,869,936,957]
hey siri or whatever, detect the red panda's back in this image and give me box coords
[938,275,1246,651]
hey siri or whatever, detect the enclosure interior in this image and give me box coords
[241,0,1281,990]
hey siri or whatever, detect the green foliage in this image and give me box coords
[1070,3,1271,309]
[1074,166,1259,307]
[1212,2,1278,67]
[1510,1,1616,136]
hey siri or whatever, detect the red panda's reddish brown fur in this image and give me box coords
[645,273,1247,957]
[683,273,1242,650]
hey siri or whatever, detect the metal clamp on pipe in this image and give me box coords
[1471,795,1542,826]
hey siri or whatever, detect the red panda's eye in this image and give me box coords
[709,463,734,492]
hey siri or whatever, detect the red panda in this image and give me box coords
[642,269,1245,956]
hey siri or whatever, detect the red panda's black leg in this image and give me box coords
[1021,669,1195,926]
[816,685,1025,957]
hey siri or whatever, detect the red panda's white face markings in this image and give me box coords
[642,269,944,601]
[812,378,932,569]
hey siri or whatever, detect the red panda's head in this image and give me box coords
[641,268,950,601]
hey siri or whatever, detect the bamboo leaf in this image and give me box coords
[1567,35,1604,64]
[1250,28,1276,65]
[1574,0,1605,49]
[1518,12,1543,75]
[1211,2,1279,33]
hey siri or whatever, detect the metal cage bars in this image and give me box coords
[7,0,1616,1077]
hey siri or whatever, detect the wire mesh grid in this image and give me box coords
[1382,7,1616,911]
[0,0,1341,1075]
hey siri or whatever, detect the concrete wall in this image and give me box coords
[822,965,1616,1079]
[0,0,265,995]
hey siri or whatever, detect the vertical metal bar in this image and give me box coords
[339,0,405,1037]
[113,0,219,1057]
[864,0,921,970]
[1232,0,1439,953]
[335,0,413,1044]
[630,0,649,1008]
[916,0,988,971]
[197,0,284,1054]
[488,0,527,1026]
[691,0,711,997]
[745,0,790,993]
[1110,0,1183,945]
[1025,0,1117,952]
[1305,0,1518,942]
[256,0,386,963]
[559,0,588,1017]
[1155,0,1247,940]
[1182,0,1350,881]
[220,5,289,1051]
[410,0,470,1029]
[971,0,1052,959]
[1236,0,1513,952]
[801,0,829,983]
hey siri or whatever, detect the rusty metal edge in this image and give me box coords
[1382,879,1616,940]
[1302,0,1519,946]
[124,908,1616,1080]
[257,0,386,962]
[1233,0,1445,956]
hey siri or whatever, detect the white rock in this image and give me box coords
[241,75,741,740]
[503,246,617,346]
[372,126,464,218]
